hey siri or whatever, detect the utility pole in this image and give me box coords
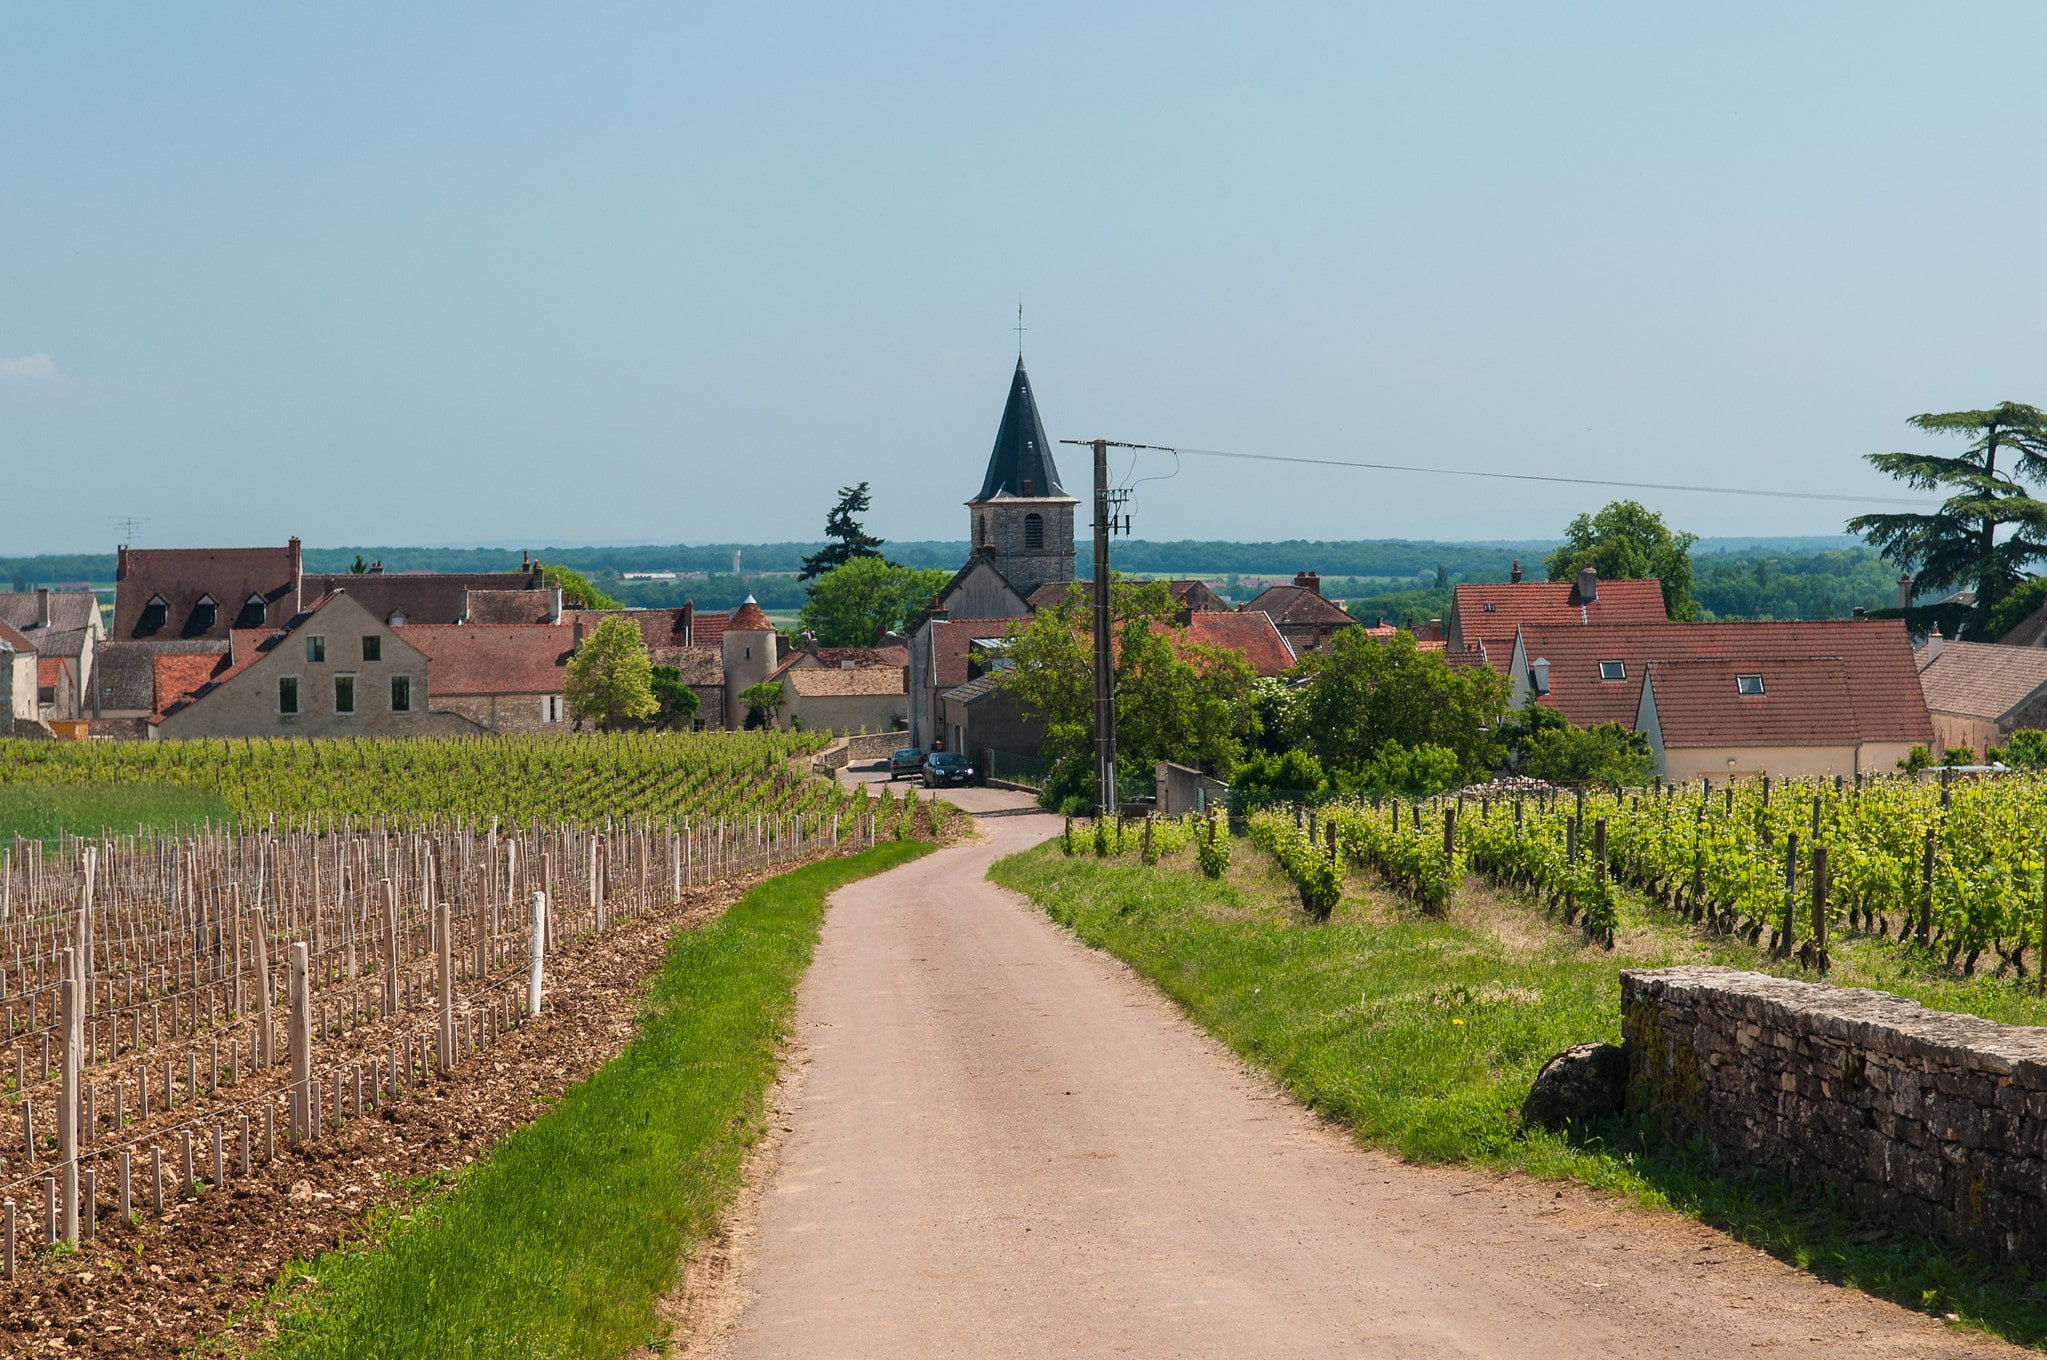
[1091,438,1116,813]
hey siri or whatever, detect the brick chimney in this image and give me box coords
[1509,558,1521,584]
[1293,571,1321,596]
[288,536,303,612]
[1576,566,1598,603]
[116,545,130,581]
[1898,573,1914,610]
[680,600,694,645]
[36,588,49,629]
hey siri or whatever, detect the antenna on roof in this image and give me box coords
[109,515,148,548]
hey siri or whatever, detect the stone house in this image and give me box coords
[1239,573,1359,656]
[152,591,472,739]
[762,635,909,735]
[0,588,105,723]
[0,621,36,736]
[1914,637,2047,759]
[1444,564,1668,654]
[401,622,578,734]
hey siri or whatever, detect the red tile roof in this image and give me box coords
[1519,620,1933,744]
[152,653,231,714]
[930,618,1028,690]
[1451,577,1667,652]
[1240,584,1357,630]
[36,657,62,688]
[1183,611,1296,677]
[728,599,773,632]
[768,645,911,682]
[0,620,33,654]
[402,624,577,696]
[1644,658,1864,748]
[691,611,728,646]
[114,544,300,640]
[1916,640,2047,722]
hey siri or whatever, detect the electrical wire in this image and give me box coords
[1141,444,1936,508]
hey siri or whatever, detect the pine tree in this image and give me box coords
[799,482,886,581]
[1849,403,2047,617]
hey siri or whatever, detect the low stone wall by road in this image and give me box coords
[1622,966,2047,1265]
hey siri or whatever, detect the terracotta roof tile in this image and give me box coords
[1645,658,1862,747]
[1916,640,2047,722]
[0,620,33,653]
[466,589,560,625]
[1183,611,1296,677]
[1452,577,1667,651]
[728,599,773,632]
[36,657,62,688]
[786,668,906,697]
[930,618,1028,689]
[1519,619,1933,744]
[403,624,577,696]
[1240,584,1357,629]
[152,653,231,714]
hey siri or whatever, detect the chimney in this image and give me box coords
[1852,606,1866,619]
[1293,571,1321,596]
[680,599,694,645]
[572,617,585,646]
[36,588,49,629]
[1509,558,1521,584]
[550,585,563,622]
[522,550,531,571]
[289,536,304,612]
[1531,657,1551,696]
[1576,565,1598,603]
[1898,573,1914,611]
[1923,631,1945,664]
[802,631,820,658]
[117,545,130,581]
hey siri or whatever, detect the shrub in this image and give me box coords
[1196,818,1231,879]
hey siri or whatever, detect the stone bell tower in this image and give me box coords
[965,358,1077,596]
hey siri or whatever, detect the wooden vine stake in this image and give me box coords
[58,959,79,1247]
[528,891,546,1018]
[436,889,454,1072]
[288,942,311,1141]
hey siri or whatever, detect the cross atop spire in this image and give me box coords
[973,357,1068,502]
[1015,298,1026,359]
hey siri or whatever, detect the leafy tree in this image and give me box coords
[649,665,701,730]
[1849,404,2047,619]
[1941,744,1981,767]
[1896,744,1933,774]
[1232,747,1330,800]
[540,561,623,610]
[738,680,786,730]
[564,616,657,730]
[799,482,886,581]
[1519,722,1654,785]
[1990,730,2047,769]
[1247,676,1306,756]
[1000,579,1259,810]
[1545,501,1699,620]
[798,556,950,645]
[349,554,370,574]
[1351,741,1463,798]
[1294,627,1507,783]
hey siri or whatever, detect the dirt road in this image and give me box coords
[714,779,2014,1357]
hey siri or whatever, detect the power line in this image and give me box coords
[1146,444,1935,508]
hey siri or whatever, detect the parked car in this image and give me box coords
[921,751,976,788]
[888,747,926,781]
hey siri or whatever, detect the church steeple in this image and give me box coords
[966,358,1077,597]
[974,358,1067,501]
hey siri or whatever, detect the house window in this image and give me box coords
[143,596,167,629]
[1597,660,1626,681]
[238,593,268,629]
[691,717,706,732]
[193,594,217,630]
[278,676,299,715]
[1736,674,1765,696]
[389,674,411,712]
[334,674,356,714]
[543,694,562,723]
[306,635,326,663]
[362,635,381,662]
[1482,602,1496,613]
[1024,513,1044,550]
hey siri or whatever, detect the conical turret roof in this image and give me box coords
[973,358,1068,501]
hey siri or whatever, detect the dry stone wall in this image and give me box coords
[1621,965,2047,1264]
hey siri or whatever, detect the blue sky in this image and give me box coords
[6,4,2046,555]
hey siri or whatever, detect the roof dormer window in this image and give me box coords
[1597,660,1625,681]
[192,594,217,630]
[237,593,268,629]
[1736,674,1765,696]
[1482,602,1496,613]
[142,595,168,630]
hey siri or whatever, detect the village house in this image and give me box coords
[1445,562,1669,654]
[0,621,36,736]
[758,634,910,736]
[1914,637,2047,760]
[1239,572,1358,656]
[401,622,578,733]
[1503,618,1932,778]
[0,588,106,728]
[151,590,473,739]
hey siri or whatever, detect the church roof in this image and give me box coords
[728,597,773,632]
[973,359,1068,502]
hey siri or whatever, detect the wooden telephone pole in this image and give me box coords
[1062,437,1163,816]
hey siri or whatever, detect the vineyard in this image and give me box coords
[1075,772,2047,979]
[0,731,846,827]
[0,733,960,1354]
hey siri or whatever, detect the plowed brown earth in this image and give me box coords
[1,846,881,1359]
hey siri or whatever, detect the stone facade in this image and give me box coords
[1622,966,2047,1264]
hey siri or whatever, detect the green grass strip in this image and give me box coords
[991,845,2047,1348]
[0,781,230,846]
[265,840,934,1360]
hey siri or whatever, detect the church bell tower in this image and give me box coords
[967,358,1077,596]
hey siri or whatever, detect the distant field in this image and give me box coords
[0,781,231,844]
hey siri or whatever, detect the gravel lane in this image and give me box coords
[715,781,2015,1358]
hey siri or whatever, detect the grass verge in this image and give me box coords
[264,840,935,1359]
[990,842,2047,1348]
[0,781,231,845]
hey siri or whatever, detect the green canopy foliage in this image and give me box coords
[1849,403,2047,619]
[1497,696,1656,785]
[999,579,1259,811]
[1294,627,1508,784]
[1544,500,1698,620]
[539,561,622,610]
[649,665,701,730]
[798,556,950,646]
[564,616,657,729]
[738,680,786,730]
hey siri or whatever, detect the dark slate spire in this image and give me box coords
[973,358,1067,501]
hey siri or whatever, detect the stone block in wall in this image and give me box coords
[1622,965,2047,1267]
